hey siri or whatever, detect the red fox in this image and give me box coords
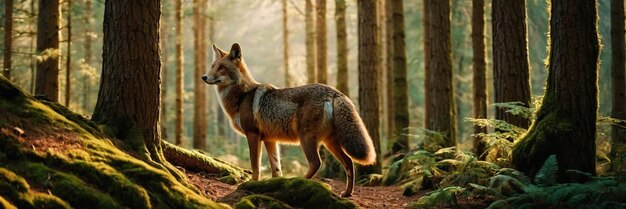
[202,43,376,197]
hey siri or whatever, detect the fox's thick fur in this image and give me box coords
[203,43,376,197]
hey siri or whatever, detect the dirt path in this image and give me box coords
[186,171,419,208]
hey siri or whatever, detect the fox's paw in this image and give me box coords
[340,191,352,198]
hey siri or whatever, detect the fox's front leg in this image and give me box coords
[264,141,283,177]
[246,133,262,180]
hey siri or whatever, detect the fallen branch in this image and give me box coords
[162,141,251,184]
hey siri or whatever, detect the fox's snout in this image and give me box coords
[201,75,208,81]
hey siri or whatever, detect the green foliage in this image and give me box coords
[384,147,502,197]
[534,155,558,187]
[492,102,535,120]
[409,186,467,209]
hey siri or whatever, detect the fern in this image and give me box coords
[491,102,534,120]
[409,186,467,209]
[534,155,558,187]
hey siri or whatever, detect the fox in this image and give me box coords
[202,43,376,197]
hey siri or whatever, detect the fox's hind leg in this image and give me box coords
[300,134,322,179]
[246,132,262,180]
[264,141,283,177]
[324,140,355,197]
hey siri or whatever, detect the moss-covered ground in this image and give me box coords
[0,76,232,209]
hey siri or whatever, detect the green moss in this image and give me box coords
[0,167,71,209]
[0,76,231,209]
[11,162,123,209]
[236,177,357,209]
[234,195,293,209]
[0,196,17,209]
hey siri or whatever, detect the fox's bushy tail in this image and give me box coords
[332,96,376,165]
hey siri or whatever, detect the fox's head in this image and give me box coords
[202,43,256,87]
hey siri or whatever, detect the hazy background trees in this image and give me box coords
[0,0,622,178]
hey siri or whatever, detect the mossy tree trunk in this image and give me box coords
[64,0,72,108]
[422,0,430,129]
[35,0,60,102]
[610,0,626,179]
[305,0,316,84]
[492,0,531,130]
[472,0,488,157]
[193,0,207,150]
[425,0,456,149]
[3,0,13,80]
[357,0,382,176]
[512,0,599,182]
[390,0,409,154]
[175,0,185,146]
[93,0,185,181]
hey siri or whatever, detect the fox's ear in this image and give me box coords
[229,43,242,61]
[212,44,226,62]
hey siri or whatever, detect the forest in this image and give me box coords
[0,0,625,208]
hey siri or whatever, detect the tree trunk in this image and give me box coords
[193,0,207,150]
[283,0,291,87]
[335,0,349,96]
[357,0,382,176]
[65,0,72,107]
[389,0,408,154]
[492,0,531,130]
[384,0,394,151]
[315,0,327,84]
[472,0,488,157]
[425,0,456,149]
[422,0,430,129]
[30,0,36,93]
[160,0,169,140]
[175,0,184,146]
[305,0,316,84]
[512,0,599,182]
[610,0,626,179]
[83,0,92,113]
[35,0,60,102]
[3,0,13,80]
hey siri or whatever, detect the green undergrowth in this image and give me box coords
[0,76,230,208]
[223,177,357,209]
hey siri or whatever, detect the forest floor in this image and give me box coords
[186,170,497,208]
[187,170,414,208]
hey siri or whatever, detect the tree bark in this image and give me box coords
[83,0,92,113]
[193,0,207,150]
[3,0,13,80]
[316,0,327,84]
[160,0,169,140]
[389,0,408,154]
[384,0,394,145]
[425,0,456,149]
[305,0,316,84]
[492,0,531,130]
[357,0,382,176]
[335,0,349,96]
[65,0,72,107]
[175,0,184,146]
[93,0,168,169]
[35,0,60,102]
[610,0,626,179]
[472,0,488,157]
[283,0,291,87]
[512,0,599,182]
[422,0,430,129]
